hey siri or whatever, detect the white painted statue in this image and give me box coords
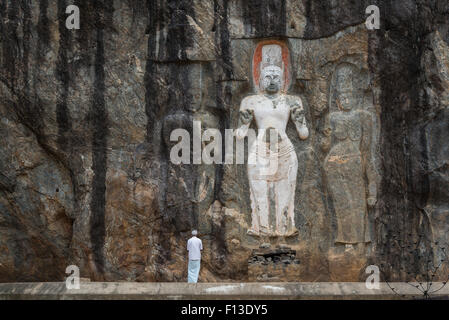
[236,44,309,237]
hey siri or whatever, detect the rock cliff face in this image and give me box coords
[0,0,448,282]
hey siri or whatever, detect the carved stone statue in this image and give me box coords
[321,63,377,249]
[236,44,309,237]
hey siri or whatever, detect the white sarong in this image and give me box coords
[188,259,201,283]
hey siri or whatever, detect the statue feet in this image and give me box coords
[247,227,299,237]
[283,227,299,238]
[247,228,260,236]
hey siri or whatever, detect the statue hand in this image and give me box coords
[239,109,253,125]
[320,137,330,152]
[291,105,304,123]
[319,127,331,151]
[322,127,332,137]
[367,196,377,208]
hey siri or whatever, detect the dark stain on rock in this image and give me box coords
[214,0,232,80]
[241,0,286,38]
[55,0,79,236]
[89,0,112,276]
[212,109,226,203]
[1,0,19,88]
[37,0,50,62]
[56,0,72,153]
[21,0,32,92]
[213,0,232,206]
[210,214,228,277]
[163,64,196,232]
[415,126,430,209]
[368,0,446,280]
[303,0,369,39]
[76,0,93,65]
[1,1,47,142]
[143,58,158,150]
[145,0,196,138]
[147,0,195,61]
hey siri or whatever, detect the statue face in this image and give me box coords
[336,90,355,111]
[260,66,282,94]
[335,71,355,111]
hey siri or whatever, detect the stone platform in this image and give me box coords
[0,282,448,300]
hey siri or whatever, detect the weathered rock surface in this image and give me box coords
[0,0,448,282]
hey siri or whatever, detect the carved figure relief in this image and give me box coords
[322,63,377,248]
[236,42,309,237]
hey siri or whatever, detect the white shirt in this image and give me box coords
[187,236,203,260]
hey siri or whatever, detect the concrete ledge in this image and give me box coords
[0,282,448,300]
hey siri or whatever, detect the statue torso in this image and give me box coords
[330,111,362,142]
[326,110,363,162]
[243,94,296,135]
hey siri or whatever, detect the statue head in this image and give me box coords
[331,63,358,112]
[257,44,284,94]
[260,65,283,94]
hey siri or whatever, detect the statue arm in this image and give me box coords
[290,97,309,140]
[236,98,253,140]
[320,114,332,153]
[360,111,377,207]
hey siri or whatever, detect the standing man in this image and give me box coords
[187,230,203,283]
